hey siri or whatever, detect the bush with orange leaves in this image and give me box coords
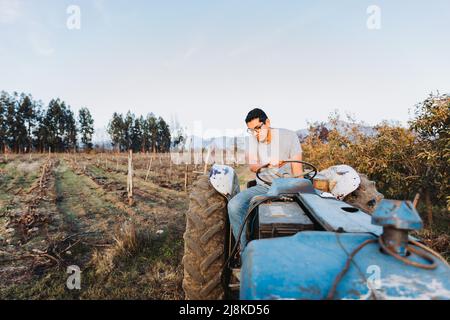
[302,93,449,229]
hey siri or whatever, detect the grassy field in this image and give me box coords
[0,153,198,300]
[0,153,448,300]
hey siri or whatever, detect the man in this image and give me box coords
[228,108,304,251]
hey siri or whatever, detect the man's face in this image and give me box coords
[247,118,270,142]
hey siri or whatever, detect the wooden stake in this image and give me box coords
[39,162,48,189]
[127,150,134,206]
[412,193,420,208]
[184,164,189,192]
[204,146,212,175]
[145,157,153,181]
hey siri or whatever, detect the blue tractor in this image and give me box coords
[182,161,450,300]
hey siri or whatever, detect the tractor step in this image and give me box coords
[228,268,241,292]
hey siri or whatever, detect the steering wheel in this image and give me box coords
[256,160,318,186]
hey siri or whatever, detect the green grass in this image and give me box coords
[54,161,127,232]
[0,162,40,193]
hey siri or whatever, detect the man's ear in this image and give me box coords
[265,119,271,127]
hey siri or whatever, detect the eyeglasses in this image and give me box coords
[247,123,266,135]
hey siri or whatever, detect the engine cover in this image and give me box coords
[258,201,314,239]
[240,232,450,300]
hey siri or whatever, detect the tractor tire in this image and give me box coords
[182,175,228,300]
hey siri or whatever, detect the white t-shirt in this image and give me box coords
[248,128,303,185]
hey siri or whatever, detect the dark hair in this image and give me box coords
[245,108,268,124]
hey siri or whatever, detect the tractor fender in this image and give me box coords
[209,164,240,200]
[319,165,361,200]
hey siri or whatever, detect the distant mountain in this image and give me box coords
[92,127,112,149]
[296,120,376,141]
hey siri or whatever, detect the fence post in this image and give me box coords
[127,150,134,206]
[145,157,153,181]
[412,193,420,208]
[204,146,212,175]
[184,164,189,192]
[169,157,172,180]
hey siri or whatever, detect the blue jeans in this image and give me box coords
[228,184,269,250]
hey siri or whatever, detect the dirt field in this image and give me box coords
[0,153,215,300]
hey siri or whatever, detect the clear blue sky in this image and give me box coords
[1,0,449,136]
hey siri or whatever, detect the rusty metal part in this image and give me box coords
[344,174,384,214]
[378,237,438,270]
[313,175,330,193]
[381,227,409,256]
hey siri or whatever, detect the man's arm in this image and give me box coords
[290,132,304,176]
[249,163,265,173]
[291,153,304,177]
[249,151,264,173]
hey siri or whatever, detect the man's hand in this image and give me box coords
[268,160,285,168]
[250,160,283,173]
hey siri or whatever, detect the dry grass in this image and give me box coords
[91,223,142,275]
[417,229,450,262]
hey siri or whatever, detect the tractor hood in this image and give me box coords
[240,232,450,300]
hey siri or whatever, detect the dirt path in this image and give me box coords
[54,160,129,235]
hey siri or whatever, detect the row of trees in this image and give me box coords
[107,112,172,153]
[0,91,179,154]
[302,93,449,227]
[0,91,95,153]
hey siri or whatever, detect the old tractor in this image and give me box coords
[182,161,450,300]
